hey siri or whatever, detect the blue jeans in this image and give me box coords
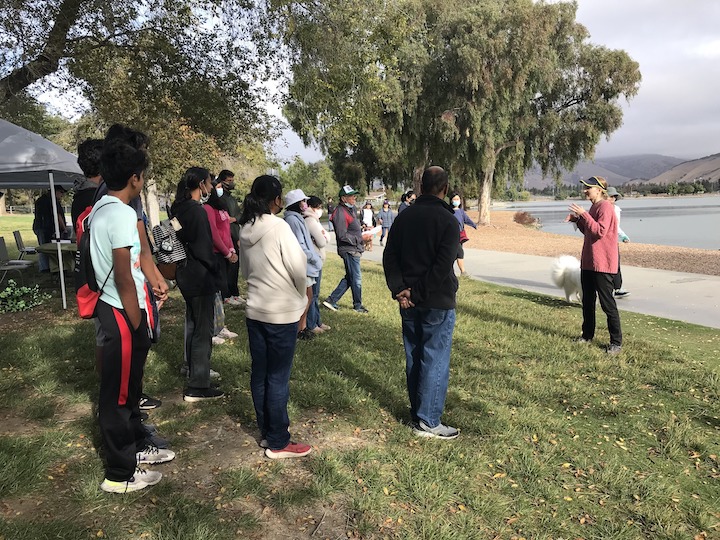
[401,307,456,428]
[328,252,362,309]
[307,269,323,330]
[246,318,299,450]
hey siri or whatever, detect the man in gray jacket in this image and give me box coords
[323,185,368,313]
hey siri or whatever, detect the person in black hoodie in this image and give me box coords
[171,167,224,402]
[383,166,460,440]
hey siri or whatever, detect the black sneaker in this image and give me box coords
[297,328,315,341]
[139,393,162,410]
[183,387,225,402]
[353,306,369,314]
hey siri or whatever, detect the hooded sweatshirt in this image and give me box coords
[239,213,307,324]
[284,209,322,278]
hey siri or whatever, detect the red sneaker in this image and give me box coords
[264,442,312,459]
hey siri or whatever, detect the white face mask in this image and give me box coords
[216,187,224,197]
[314,208,323,219]
[200,186,210,204]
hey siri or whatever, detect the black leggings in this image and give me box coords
[581,270,622,346]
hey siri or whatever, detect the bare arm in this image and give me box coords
[114,247,141,330]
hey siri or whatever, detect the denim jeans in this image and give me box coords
[581,270,622,346]
[246,318,299,450]
[307,269,323,330]
[401,307,456,428]
[328,252,362,309]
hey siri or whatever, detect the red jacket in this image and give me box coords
[576,199,618,274]
[203,205,234,257]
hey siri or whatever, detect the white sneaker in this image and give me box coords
[100,467,162,493]
[218,327,238,339]
[136,445,176,464]
[212,336,226,345]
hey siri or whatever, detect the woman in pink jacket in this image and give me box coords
[567,176,622,354]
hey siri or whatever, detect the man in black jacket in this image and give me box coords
[324,185,368,313]
[217,170,244,305]
[383,166,460,439]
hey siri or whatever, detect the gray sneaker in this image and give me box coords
[606,344,622,355]
[412,420,459,440]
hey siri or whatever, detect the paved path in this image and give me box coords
[329,235,720,329]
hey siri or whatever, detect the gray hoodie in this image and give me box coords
[239,213,307,324]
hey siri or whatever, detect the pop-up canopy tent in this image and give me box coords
[0,119,85,309]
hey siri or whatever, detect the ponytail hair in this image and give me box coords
[240,175,282,226]
[171,167,210,212]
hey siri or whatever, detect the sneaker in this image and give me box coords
[614,290,630,298]
[323,300,338,311]
[224,297,242,306]
[412,420,459,440]
[297,328,315,341]
[606,344,622,355]
[100,467,162,493]
[265,442,312,459]
[575,337,592,344]
[136,444,176,464]
[212,336,226,346]
[319,323,331,331]
[353,306,369,314]
[310,326,324,335]
[183,387,225,402]
[218,327,238,339]
[140,431,171,450]
[259,438,269,449]
[139,393,162,411]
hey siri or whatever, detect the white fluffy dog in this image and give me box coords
[551,255,582,303]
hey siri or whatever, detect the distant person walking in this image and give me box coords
[607,186,630,298]
[450,193,477,276]
[383,166,460,439]
[377,200,395,246]
[566,176,623,355]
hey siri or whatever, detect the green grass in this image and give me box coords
[1,213,719,538]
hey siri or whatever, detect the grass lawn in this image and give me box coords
[1,214,719,539]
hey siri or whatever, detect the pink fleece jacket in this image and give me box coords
[203,205,233,257]
[576,199,619,274]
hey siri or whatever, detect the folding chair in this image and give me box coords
[0,237,33,285]
[13,230,37,260]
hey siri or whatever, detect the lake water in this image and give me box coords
[498,195,720,250]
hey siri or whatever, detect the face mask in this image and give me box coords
[452,200,460,208]
[314,209,323,219]
[200,186,210,204]
[216,187,224,197]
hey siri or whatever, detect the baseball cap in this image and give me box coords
[606,186,622,198]
[339,185,359,198]
[285,188,309,208]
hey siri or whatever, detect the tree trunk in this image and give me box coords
[412,165,423,194]
[478,169,494,225]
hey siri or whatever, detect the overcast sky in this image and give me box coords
[274,1,720,163]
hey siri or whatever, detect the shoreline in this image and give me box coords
[463,211,720,277]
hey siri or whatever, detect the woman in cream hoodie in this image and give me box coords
[238,175,311,459]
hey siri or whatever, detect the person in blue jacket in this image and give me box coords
[377,200,395,246]
[284,189,323,340]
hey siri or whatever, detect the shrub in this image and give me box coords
[513,211,540,227]
[0,280,51,313]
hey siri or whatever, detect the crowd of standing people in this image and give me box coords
[53,124,626,494]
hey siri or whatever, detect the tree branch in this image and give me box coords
[0,0,85,103]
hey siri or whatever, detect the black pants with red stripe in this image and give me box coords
[96,301,151,482]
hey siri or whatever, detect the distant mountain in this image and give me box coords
[639,153,720,185]
[522,153,685,188]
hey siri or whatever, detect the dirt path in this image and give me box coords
[464,210,719,276]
